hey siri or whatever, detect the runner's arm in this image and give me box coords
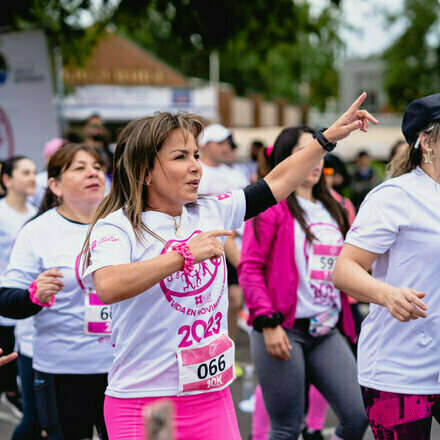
[94,229,230,304]
[333,244,427,322]
[333,243,387,304]
[0,287,42,319]
[93,251,185,304]
[264,93,378,203]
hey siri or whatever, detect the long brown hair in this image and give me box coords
[36,144,104,216]
[81,112,205,267]
[254,126,349,242]
[387,121,440,178]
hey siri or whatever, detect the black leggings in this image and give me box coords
[34,370,108,440]
[0,325,18,392]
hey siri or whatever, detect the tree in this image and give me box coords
[1,0,117,65]
[115,0,344,108]
[2,0,344,107]
[383,0,440,112]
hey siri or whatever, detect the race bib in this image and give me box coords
[84,290,112,335]
[308,243,342,283]
[176,333,235,396]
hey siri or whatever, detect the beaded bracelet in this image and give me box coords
[28,281,56,308]
[172,243,195,275]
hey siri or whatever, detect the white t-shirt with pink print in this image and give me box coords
[83,190,246,398]
[294,196,343,319]
[1,208,113,374]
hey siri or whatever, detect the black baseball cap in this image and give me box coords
[402,93,440,145]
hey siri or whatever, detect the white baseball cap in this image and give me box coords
[198,124,231,146]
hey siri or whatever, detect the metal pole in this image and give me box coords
[209,51,220,122]
[53,45,65,136]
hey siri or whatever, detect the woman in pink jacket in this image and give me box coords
[238,126,368,440]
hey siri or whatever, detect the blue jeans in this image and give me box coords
[12,354,40,440]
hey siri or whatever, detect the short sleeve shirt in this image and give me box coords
[346,167,440,394]
[2,209,113,374]
[83,190,246,397]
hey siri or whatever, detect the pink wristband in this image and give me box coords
[172,243,195,275]
[28,281,55,308]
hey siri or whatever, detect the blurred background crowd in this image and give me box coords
[1,0,439,438]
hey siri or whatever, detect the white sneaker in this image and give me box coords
[238,393,256,413]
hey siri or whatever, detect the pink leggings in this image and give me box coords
[362,387,440,440]
[252,385,328,439]
[104,387,241,440]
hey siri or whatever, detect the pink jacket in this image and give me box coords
[237,199,356,343]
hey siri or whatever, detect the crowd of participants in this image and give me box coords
[0,91,438,440]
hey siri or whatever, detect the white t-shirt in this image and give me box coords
[83,190,246,397]
[294,197,343,319]
[233,161,257,183]
[0,198,37,326]
[346,167,440,394]
[198,162,249,195]
[199,162,248,252]
[1,208,113,374]
[14,318,34,358]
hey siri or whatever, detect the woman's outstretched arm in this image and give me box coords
[265,92,378,202]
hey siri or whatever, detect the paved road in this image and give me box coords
[0,330,439,439]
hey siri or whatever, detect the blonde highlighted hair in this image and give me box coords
[81,112,205,268]
[387,121,440,178]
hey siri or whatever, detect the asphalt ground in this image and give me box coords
[0,329,438,439]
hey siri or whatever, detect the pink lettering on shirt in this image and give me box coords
[217,193,231,201]
[91,235,120,251]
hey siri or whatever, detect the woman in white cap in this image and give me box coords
[334,93,440,439]
[81,93,377,440]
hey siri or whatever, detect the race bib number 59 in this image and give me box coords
[176,333,235,395]
[308,244,342,283]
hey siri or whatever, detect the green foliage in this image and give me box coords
[2,0,117,66]
[383,0,440,111]
[3,0,344,107]
[116,0,343,108]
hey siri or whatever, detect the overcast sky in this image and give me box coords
[310,0,406,57]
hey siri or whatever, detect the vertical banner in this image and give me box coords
[0,30,59,170]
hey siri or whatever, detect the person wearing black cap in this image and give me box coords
[333,93,440,439]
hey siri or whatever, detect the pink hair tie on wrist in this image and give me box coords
[172,243,195,275]
[28,281,55,308]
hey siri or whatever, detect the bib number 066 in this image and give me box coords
[197,354,226,380]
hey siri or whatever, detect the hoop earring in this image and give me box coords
[424,146,434,164]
